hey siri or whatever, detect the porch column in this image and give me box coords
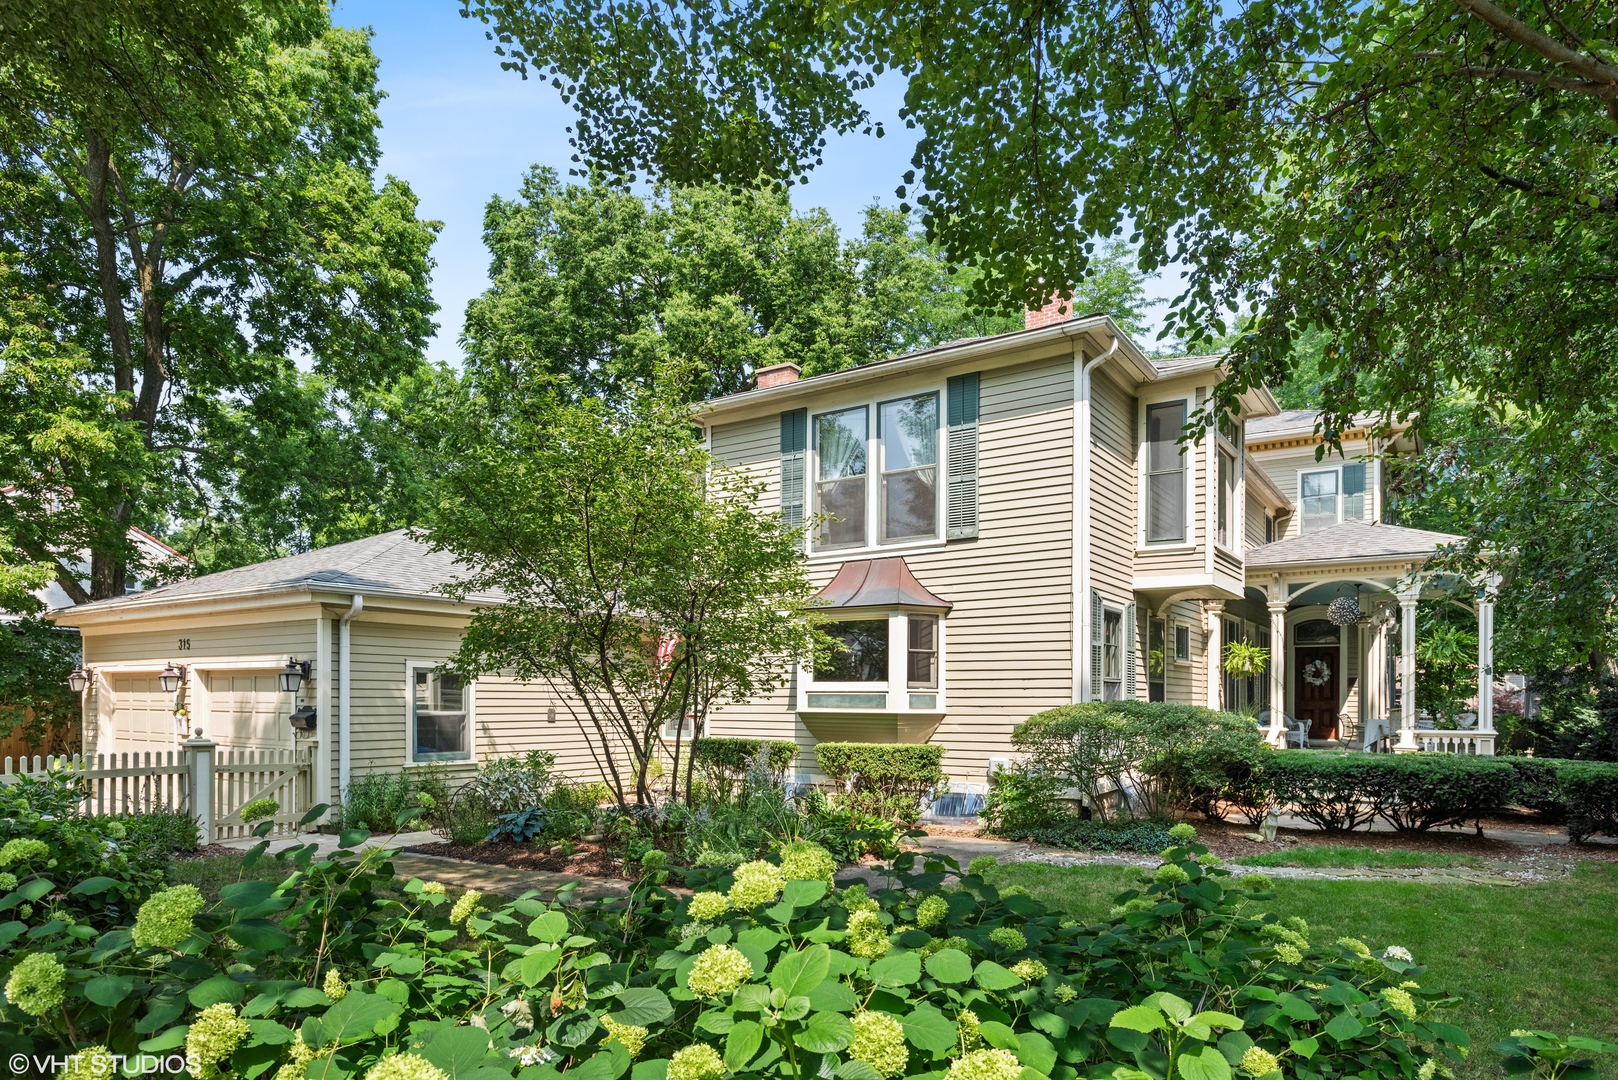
[1205,600,1224,711]
[1267,601,1288,747]
[1477,577,1497,753]
[1395,586,1420,751]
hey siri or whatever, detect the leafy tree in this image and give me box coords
[0,0,439,598]
[459,0,1617,434]
[425,376,820,811]
[0,618,81,755]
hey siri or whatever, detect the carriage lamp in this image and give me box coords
[278,658,311,694]
[159,661,186,693]
[67,665,91,693]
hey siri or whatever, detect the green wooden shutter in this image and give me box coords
[946,373,980,539]
[1090,589,1104,702]
[780,409,807,529]
[1124,601,1138,699]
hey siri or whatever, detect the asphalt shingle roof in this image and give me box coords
[1244,519,1464,570]
[64,529,499,613]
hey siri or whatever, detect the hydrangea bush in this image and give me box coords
[0,823,1485,1080]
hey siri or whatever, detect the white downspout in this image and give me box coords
[338,594,363,803]
[1073,335,1120,703]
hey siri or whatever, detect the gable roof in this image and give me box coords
[51,529,497,623]
[1244,519,1463,571]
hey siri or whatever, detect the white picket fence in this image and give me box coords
[1,737,316,843]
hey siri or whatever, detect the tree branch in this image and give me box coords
[1450,0,1618,86]
[53,562,91,607]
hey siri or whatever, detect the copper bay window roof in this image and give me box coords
[811,557,953,612]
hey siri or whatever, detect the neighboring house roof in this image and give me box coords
[51,529,496,623]
[812,557,953,612]
[1246,409,1411,444]
[1244,519,1463,571]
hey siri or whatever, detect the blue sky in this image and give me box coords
[333,0,923,366]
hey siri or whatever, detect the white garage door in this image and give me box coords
[207,671,292,752]
[107,677,182,758]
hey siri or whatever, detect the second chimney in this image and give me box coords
[1025,296,1074,330]
[755,362,802,389]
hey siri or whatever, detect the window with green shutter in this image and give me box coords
[779,408,807,529]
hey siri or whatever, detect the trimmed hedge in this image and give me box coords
[1499,757,1567,821]
[689,736,799,800]
[813,741,946,824]
[1561,760,1618,843]
[1016,817,1177,853]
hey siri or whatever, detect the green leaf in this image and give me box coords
[13,878,53,904]
[631,1062,668,1080]
[421,1025,501,1079]
[1177,1046,1232,1080]
[1016,1031,1057,1074]
[219,880,280,909]
[283,987,331,1008]
[299,803,330,826]
[1109,1007,1166,1034]
[901,1002,958,1054]
[1276,995,1319,1023]
[570,1045,631,1080]
[697,1010,737,1035]
[974,960,1023,992]
[1191,1013,1242,1032]
[1289,1038,1319,1060]
[794,1011,854,1054]
[771,944,832,999]
[1323,1013,1364,1042]
[320,992,403,1043]
[190,975,247,1008]
[925,949,973,984]
[869,951,921,988]
[783,879,828,908]
[551,1011,600,1048]
[529,912,570,943]
[71,876,119,895]
[85,974,134,1006]
[0,922,24,948]
[522,947,562,985]
[726,1020,764,1069]
[807,978,857,1014]
[614,988,674,1026]
[139,1026,190,1053]
[1145,994,1193,1025]
[1030,1011,1069,1039]
[228,919,293,952]
[837,1063,883,1080]
[338,828,371,849]
[979,1022,1020,1051]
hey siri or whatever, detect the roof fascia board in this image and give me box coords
[54,583,489,630]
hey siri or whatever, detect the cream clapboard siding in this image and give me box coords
[82,617,316,758]
[1166,600,1207,705]
[705,353,1078,789]
[1244,490,1271,548]
[1248,437,1373,540]
[1089,369,1136,611]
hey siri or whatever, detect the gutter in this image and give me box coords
[1073,335,1120,703]
[339,594,363,802]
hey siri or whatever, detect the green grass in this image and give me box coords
[169,854,289,901]
[990,860,1618,1079]
[1234,845,1486,870]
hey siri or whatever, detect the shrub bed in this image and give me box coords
[1560,760,1618,843]
[1,819,1486,1080]
[814,742,946,824]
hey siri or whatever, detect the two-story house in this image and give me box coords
[48,309,1498,816]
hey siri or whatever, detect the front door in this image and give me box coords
[1294,646,1340,740]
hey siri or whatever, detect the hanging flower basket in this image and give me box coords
[1302,659,1332,687]
[1327,596,1363,626]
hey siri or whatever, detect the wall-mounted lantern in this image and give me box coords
[278,658,311,694]
[159,662,186,693]
[67,666,91,693]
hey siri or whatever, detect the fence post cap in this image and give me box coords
[183,736,218,749]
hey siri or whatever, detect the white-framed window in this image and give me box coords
[1148,617,1168,702]
[879,393,940,542]
[1103,607,1124,700]
[408,662,471,763]
[1145,401,1188,543]
[810,391,944,553]
[1217,445,1237,549]
[1174,624,1192,664]
[802,612,946,713]
[1264,512,1275,543]
[1299,462,1368,532]
[814,406,868,550]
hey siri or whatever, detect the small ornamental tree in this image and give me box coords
[425,380,819,811]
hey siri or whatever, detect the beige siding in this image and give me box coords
[1248,437,1373,539]
[710,413,782,513]
[1245,490,1272,548]
[1089,369,1136,607]
[708,353,1080,790]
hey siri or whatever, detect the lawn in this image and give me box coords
[989,860,1618,1079]
[1233,845,1486,870]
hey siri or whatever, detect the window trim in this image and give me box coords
[799,612,947,714]
[1139,396,1196,549]
[805,384,951,561]
[1173,623,1193,665]
[404,659,474,766]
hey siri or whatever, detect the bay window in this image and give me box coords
[815,619,889,682]
[1146,402,1187,542]
[907,616,938,688]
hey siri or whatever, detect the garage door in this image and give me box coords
[207,671,292,752]
[107,677,181,757]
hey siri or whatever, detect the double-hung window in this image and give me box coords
[1146,402,1187,542]
[1217,446,1236,548]
[814,407,868,549]
[880,394,939,541]
[1300,463,1368,532]
[907,616,938,688]
[411,665,469,762]
[1103,609,1124,700]
[1147,618,1167,702]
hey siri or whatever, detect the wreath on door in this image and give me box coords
[1302,659,1332,687]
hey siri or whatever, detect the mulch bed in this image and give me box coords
[176,843,248,860]
[401,840,627,878]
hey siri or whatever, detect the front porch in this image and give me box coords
[1239,520,1497,755]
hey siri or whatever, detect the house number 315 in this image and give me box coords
[177,639,191,650]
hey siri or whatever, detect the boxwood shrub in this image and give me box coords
[814,742,946,824]
[691,737,800,799]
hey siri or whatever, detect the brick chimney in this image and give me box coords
[755,362,801,389]
[1025,296,1073,330]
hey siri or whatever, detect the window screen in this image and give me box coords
[907,616,938,688]
[1146,403,1187,542]
[1300,469,1339,532]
